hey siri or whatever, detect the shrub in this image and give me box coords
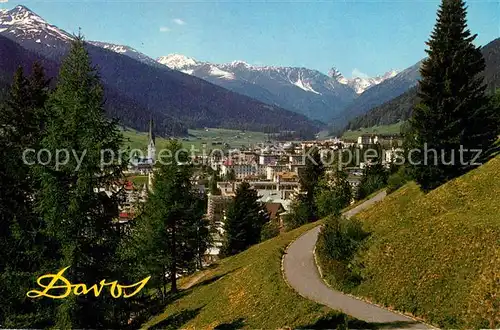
[316,216,369,290]
[283,196,310,231]
[356,163,388,200]
[386,166,410,194]
[260,220,280,242]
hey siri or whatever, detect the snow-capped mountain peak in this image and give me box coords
[90,41,130,54]
[0,5,74,44]
[89,40,163,67]
[381,69,399,80]
[156,54,360,121]
[157,54,199,70]
[230,60,252,68]
[336,68,401,94]
[0,5,164,66]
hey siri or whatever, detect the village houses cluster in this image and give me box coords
[114,125,403,261]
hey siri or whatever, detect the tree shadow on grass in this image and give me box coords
[214,317,246,330]
[296,312,421,329]
[189,267,241,290]
[365,321,422,329]
[126,290,193,328]
[149,306,204,330]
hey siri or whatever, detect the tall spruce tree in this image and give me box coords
[221,182,268,256]
[315,169,352,218]
[34,36,127,328]
[408,0,500,192]
[356,148,388,200]
[0,65,55,328]
[130,141,209,297]
[298,146,325,221]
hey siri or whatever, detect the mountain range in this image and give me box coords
[156,54,400,122]
[344,37,500,132]
[2,4,497,137]
[0,5,322,136]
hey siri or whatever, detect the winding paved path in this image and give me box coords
[283,191,430,328]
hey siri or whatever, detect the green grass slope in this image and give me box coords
[349,156,500,328]
[144,222,374,330]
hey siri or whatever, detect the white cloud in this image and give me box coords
[173,18,186,25]
[159,26,171,33]
[351,68,369,79]
[0,0,9,3]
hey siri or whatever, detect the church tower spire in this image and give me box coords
[147,118,156,164]
[148,118,155,146]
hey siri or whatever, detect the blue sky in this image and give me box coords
[3,0,499,77]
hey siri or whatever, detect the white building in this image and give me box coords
[266,163,289,180]
[259,154,279,165]
[220,161,256,180]
[384,148,404,164]
[357,134,379,147]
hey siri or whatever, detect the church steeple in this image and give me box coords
[147,119,156,163]
[148,118,155,146]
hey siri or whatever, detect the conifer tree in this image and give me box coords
[0,64,55,328]
[356,160,388,200]
[315,169,352,218]
[298,146,325,221]
[408,0,500,192]
[130,141,209,297]
[224,168,236,181]
[283,194,310,231]
[209,169,222,195]
[221,182,268,256]
[34,36,128,328]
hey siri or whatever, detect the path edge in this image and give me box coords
[311,221,437,329]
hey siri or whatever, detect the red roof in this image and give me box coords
[264,202,285,220]
[124,181,135,191]
[119,212,134,219]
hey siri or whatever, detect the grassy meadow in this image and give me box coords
[121,128,268,154]
[143,222,377,330]
[319,156,500,328]
[341,122,403,141]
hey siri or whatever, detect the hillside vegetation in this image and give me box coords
[344,88,417,132]
[143,222,375,330]
[342,156,500,328]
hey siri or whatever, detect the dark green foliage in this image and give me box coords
[283,195,311,231]
[260,220,280,242]
[221,182,269,256]
[203,165,222,195]
[387,166,411,194]
[298,147,325,221]
[316,216,369,290]
[356,149,388,200]
[224,168,236,182]
[33,36,129,328]
[345,87,419,131]
[408,0,500,192]
[0,64,56,327]
[127,141,210,298]
[315,170,352,218]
